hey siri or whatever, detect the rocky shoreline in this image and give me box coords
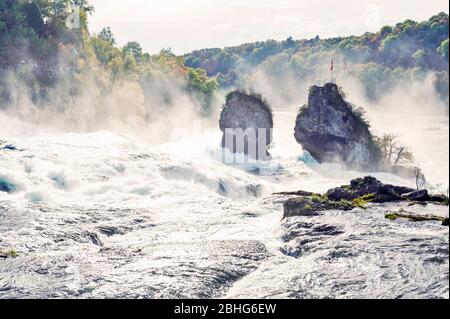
[279,176,449,226]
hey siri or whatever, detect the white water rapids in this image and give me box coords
[0,111,448,299]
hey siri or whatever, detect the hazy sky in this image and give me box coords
[88,0,449,54]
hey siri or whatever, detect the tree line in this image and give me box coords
[0,0,218,114]
[1,1,448,116]
[185,12,449,104]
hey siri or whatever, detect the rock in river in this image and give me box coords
[220,90,273,160]
[325,176,415,203]
[401,189,429,202]
[294,83,381,171]
[282,176,449,221]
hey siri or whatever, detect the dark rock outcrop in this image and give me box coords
[294,83,381,170]
[284,196,355,219]
[401,190,429,201]
[220,91,273,160]
[326,177,448,204]
[281,176,449,224]
[326,176,415,203]
[0,176,16,193]
[1,141,21,152]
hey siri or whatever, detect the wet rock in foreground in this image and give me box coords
[284,196,354,219]
[280,176,449,225]
[326,176,415,203]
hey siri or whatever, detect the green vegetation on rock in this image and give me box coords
[283,177,448,223]
[352,194,377,209]
[283,193,369,219]
[385,213,398,220]
[385,210,448,225]
[0,249,18,258]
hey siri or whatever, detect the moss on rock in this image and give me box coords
[284,195,357,219]
[385,211,448,226]
[0,249,18,258]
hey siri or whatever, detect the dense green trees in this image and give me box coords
[98,26,115,45]
[0,0,218,114]
[186,68,218,114]
[1,2,448,116]
[185,12,449,104]
[438,38,449,59]
[122,41,143,63]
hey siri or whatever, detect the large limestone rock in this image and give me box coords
[294,83,381,171]
[220,91,273,160]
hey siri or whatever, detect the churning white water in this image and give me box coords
[0,110,448,299]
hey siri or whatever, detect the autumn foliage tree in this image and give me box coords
[375,134,414,166]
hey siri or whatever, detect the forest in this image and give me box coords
[0,1,449,117]
[186,12,449,104]
[0,0,218,116]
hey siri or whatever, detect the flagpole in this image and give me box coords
[330,59,334,83]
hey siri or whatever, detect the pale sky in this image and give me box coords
[88,0,449,54]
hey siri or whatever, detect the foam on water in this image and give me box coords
[0,110,448,298]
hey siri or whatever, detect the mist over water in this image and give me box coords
[0,59,449,299]
[0,0,448,300]
[245,65,450,188]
